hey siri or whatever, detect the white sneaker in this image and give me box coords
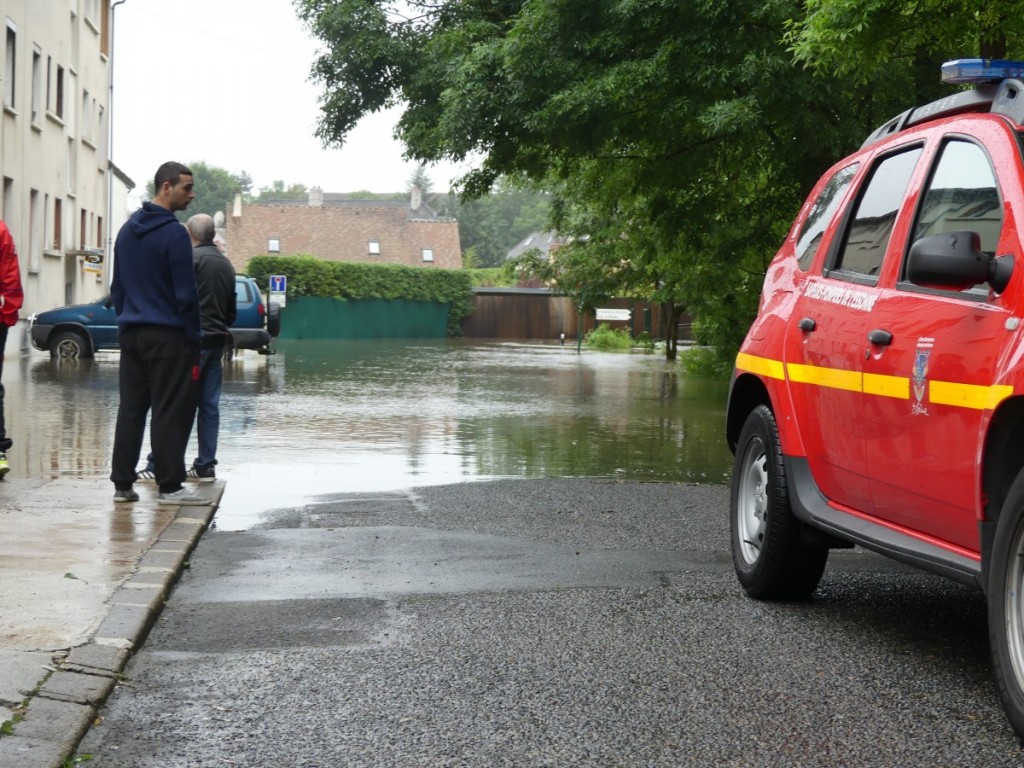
[157,487,209,506]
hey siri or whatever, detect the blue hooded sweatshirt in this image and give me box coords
[111,202,201,344]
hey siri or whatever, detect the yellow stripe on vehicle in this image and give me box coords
[740,353,1014,411]
[735,352,785,380]
[929,381,1013,410]
[863,372,909,399]
[787,363,862,392]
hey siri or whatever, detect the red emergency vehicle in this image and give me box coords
[727,59,1024,737]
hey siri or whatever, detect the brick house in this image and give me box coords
[223,187,462,273]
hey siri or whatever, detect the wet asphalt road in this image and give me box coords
[78,478,1024,767]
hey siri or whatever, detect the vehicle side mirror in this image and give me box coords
[906,230,1013,294]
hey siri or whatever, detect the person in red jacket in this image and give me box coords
[0,220,24,478]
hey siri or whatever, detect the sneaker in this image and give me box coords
[113,488,139,503]
[0,452,8,479]
[186,464,216,483]
[157,487,210,506]
[136,468,156,482]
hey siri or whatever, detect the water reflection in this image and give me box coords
[4,341,732,526]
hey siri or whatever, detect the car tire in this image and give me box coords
[730,404,827,600]
[50,330,91,359]
[266,301,281,338]
[987,467,1024,738]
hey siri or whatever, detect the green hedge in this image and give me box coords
[246,255,475,336]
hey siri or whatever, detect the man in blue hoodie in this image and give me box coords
[109,161,207,506]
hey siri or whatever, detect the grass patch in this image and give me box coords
[584,323,633,351]
[680,346,732,378]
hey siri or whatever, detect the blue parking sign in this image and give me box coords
[270,275,287,293]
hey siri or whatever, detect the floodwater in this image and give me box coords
[3,340,732,529]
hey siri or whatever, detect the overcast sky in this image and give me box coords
[112,0,470,204]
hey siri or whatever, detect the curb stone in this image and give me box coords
[0,484,224,768]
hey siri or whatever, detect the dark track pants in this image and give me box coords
[110,325,200,493]
[0,324,9,452]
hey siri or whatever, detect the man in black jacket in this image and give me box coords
[111,162,205,505]
[187,213,236,481]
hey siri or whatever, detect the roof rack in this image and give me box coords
[861,78,1024,149]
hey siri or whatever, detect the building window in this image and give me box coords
[99,0,110,56]
[4,22,16,110]
[368,240,380,255]
[98,103,105,157]
[70,10,79,70]
[68,71,76,135]
[422,248,434,263]
[96,215,102,248]
[67,137,76,193]
[44,193,51,251]
[268,237,280,253]
[3,178,12,225]
[54,64,64,119]
[29,189,41,270]
[31,46,42,125]
[81,89,90,142]
[54,198,62,250]
[79,208,86,249]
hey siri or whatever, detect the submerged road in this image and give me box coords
[77,478,1023,767]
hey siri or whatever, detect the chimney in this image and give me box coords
[309,186,324,207]
[232,192,242,219]
[410,185,422,212]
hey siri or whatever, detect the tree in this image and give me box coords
[294,0,978,366]
[788,0,1024,80]
[408,165,433,195]
[450,182,551,267]
[252,180,309,203]
[145,161,250,221]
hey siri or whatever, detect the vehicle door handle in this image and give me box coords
[798,317,816,332]
[868,329,893,346]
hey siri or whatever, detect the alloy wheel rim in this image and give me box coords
[1006,519,1024,691]
[738,439,768,565]
[57,341,80,358]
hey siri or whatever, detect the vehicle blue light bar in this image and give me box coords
[941,59,1024,84]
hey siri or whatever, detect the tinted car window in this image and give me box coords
[236,279,253,304]
[833,147,923,278]
[796,163,859,271]
[912,139,1002,254]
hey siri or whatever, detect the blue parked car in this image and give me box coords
[28,275,280,358]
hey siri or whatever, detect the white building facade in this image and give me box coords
[0,0,125,357]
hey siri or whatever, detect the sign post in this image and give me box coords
[269,275,287,308]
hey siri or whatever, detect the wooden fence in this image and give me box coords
[461,287,691,341]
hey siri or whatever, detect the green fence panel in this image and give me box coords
[280,297,450,339]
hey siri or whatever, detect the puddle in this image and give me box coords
[3,340,732,529]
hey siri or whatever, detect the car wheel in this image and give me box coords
[987,467,1024,738]
[266,301,281,338]
[730,404,827,600]
[50,331,91,359]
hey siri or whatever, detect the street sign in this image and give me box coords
[269,275,287,308]
[596,308,631,321]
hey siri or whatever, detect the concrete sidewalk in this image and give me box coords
[0,475,223,767]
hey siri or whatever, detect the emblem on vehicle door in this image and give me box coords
[912,338,933,415]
